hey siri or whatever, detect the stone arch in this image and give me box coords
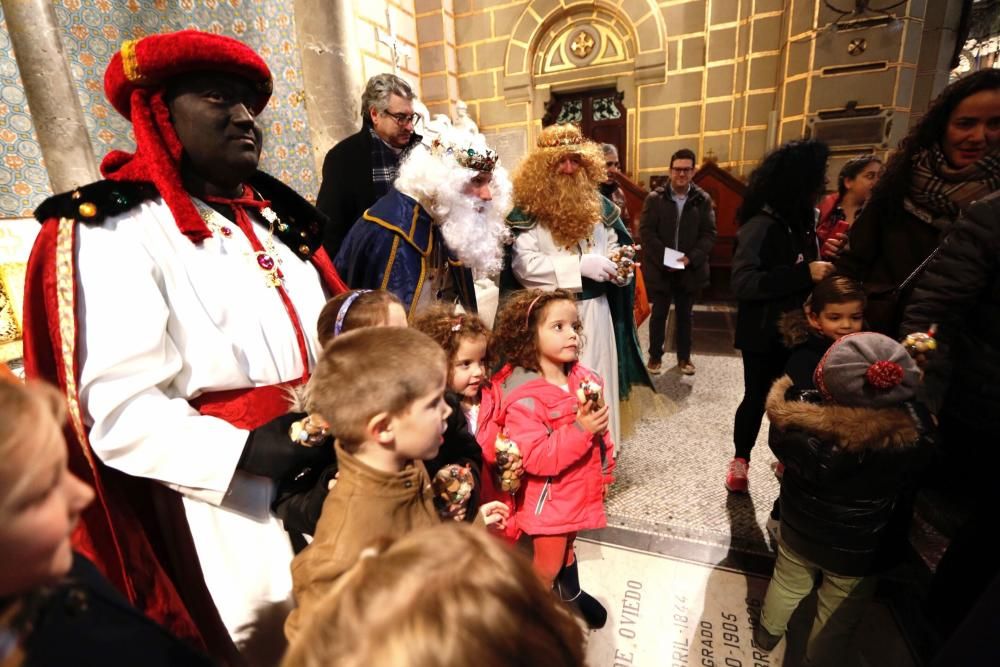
[503,0,666,102]
[533,9,637,79]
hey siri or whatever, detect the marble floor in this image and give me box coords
[609,308,781,559]
[573,306,920,667]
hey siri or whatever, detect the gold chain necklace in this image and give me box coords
[195,199,285,287]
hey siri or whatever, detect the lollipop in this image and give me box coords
[576,380,604,408]
[608,244,640,286]
[903,324,938,356]
[494,433,524,493]
[432,464,475,510]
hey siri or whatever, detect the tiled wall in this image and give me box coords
[0,10,47,218]
[0,0,316,218]
[451,0,936,186]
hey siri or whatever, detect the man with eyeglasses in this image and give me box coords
[639,148,717,376]
[317,73,424,259]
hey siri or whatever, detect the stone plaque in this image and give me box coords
[578,540,786,666]
[484,127,529,172]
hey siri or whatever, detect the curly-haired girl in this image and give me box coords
[412,304,499,522]
[491,288,614,629]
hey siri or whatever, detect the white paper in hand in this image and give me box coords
[663,247,686,269]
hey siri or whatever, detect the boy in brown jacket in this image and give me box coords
[284,327,505,640]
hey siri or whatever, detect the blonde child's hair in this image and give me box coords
[316,289,405,347]
[492,288,582,372]
[306,327,447,448]
[411,304,495,380]
[282,523,586,667]
[0,380,67,513]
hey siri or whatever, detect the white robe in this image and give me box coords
[511,222,622,448]
[75,197,329,645]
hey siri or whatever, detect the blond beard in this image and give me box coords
[515,169,601,248]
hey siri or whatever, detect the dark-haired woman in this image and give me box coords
[837,69,1000,336]
[725,140,835,494]
[816,154,883,260]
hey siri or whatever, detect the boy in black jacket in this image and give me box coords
[755,333,932,665]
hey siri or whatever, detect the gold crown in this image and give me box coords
[536,123,586,149]
[431,138,498,173]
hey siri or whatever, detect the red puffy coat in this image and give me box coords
[495,363,615,536]
[469,377,526,541]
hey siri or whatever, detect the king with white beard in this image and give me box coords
[334,128,512,316]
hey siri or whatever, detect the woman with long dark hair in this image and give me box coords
[725,140,834,493]
[837,69,1000,335]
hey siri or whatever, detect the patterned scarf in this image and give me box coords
[369,127,403,198]
[905,145,1000,230]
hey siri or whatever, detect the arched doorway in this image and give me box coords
[542,88,628,168]
[502,0,666,178]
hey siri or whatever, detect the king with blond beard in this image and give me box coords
[506,124,652,449]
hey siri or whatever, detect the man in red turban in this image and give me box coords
[22,30,346,662]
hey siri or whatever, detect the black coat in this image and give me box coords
[638,183,717,293]
[316,125,421,259]
[836,202,945,336]
[777,309,832,390]
[271,393,483,535]
[14,554,214,667]
[766,377,933,576]
[731,209,818,353]
[901,191,1000,426]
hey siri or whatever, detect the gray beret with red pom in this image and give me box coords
[814,332,920,407]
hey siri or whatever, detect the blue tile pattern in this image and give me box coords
[0,0,316,218]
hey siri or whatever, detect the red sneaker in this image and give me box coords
[726,457,749,493]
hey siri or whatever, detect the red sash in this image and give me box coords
[190,380,303,430]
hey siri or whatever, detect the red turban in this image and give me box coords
[100,30,274,243]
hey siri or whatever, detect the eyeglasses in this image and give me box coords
[671,167,693,174]
[606,161,620,168]
[382,110,421,126]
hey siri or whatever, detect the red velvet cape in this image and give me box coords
[23,193,345,662]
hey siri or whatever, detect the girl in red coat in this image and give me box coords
[412,304,527,542]
[492,288,615,629]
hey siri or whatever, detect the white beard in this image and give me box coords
[434,189,510,277]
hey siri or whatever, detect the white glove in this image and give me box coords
[580,254,618,282]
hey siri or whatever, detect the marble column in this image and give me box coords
[293,0,365,176]
[1,0,98,193]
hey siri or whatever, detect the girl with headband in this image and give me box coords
[489,288,615,629]
[274,290,483,536]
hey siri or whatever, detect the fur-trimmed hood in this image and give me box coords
[766,376,921,452]
[778,309,811,348]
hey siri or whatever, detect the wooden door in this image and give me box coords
[542,88,628,174]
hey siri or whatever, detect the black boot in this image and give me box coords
[555,559,607,629]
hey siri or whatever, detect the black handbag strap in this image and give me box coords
[894,242,945,297]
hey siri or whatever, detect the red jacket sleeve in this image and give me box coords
[504,396,595,477]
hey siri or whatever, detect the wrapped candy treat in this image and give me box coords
[576,380,604,408]
[288,414,330,447]
[432,464,475,512]
[903,324,938,356]
[608,244,640,286]
[494,433,524,493]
